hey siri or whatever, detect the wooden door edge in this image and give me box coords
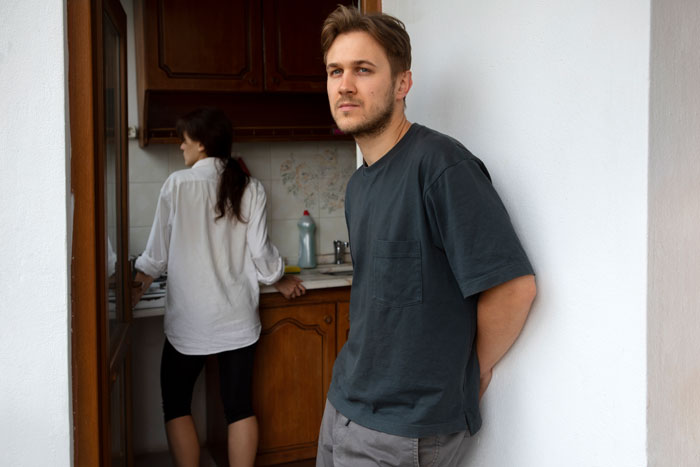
[361,0,382,13]
[68,0,103,465]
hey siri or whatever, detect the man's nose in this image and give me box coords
[338,74,355,94]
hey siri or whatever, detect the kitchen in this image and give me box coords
[5,0,700,466]
[124,0,364,465]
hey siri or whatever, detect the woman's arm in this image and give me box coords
[131,271,155,307]
[132,181,173,307]
[273,275,306,299]
[245,181,284,284]
[135,182,172,279]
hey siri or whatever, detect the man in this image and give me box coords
[316,5,537,467]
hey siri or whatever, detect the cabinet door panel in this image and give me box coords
[253,303,336,465]
[142,0,263,91]
[263,0,350,92]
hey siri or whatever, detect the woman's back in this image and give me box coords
[136,157,283,354]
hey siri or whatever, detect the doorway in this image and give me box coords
[68,0,133,464]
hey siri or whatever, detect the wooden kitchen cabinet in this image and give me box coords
[137,0,345,93]
[253,301,336,465]
[135,0,354,144]
[136,0,263,93]
[206,287,351,466]
[263,0,345,92]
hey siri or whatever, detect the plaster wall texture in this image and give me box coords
[0,0,72,465]
[383,1,649,465]
[648,0,700,465]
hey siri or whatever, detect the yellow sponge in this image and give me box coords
[284,265,301,274]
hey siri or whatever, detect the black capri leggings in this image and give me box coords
[160,338,256,424]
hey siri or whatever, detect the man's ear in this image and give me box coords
[197,142,206,154]
[395,70,413,100]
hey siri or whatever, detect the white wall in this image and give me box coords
[383,1,649,465]
[648,1,700,465]
[0,0,72,466]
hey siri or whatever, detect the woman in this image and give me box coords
[132,107,305,466]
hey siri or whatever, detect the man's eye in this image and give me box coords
[358,68,369,73]
[329,69,342,76]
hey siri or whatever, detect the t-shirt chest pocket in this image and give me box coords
[372,240,422,307]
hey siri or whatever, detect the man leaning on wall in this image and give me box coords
[316,5,537,466]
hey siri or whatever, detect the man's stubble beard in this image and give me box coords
[335,85,397,139]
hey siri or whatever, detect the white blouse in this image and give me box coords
[135,157,283,355]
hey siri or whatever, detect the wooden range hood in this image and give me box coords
[140,90,346,145]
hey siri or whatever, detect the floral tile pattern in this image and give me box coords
[279,146,356,214]
[130,140,356,261]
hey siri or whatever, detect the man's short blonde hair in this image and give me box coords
[321,5,412,77]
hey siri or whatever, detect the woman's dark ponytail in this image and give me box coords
[175,107,249,222]
[217,155,249,222]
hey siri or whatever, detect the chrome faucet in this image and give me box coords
[333,240,349,264]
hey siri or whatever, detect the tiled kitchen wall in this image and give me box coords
[128,139,357,265]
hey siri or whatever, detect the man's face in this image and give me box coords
[325,31,400,138]
[180,132,206,166]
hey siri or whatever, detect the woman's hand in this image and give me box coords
[131,271,154,307]
[273,275,306,299]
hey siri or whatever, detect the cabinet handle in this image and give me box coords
[248,78,258,86]
[324,315,333,324]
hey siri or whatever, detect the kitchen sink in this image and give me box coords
[315,265,353,277]
[321,270,353,276]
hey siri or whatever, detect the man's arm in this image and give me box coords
[476,274,536,399]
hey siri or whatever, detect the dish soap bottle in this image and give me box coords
[297,210,316,268]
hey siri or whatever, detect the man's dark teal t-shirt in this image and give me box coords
[327,124,534,438]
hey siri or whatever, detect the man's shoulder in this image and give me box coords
[406,124,473,160]
[405,124,484,180]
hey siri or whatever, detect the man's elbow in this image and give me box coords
[479,274,537,316]
[508,274,537,314]
[520,274,537,306]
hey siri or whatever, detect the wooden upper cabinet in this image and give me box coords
[263,0,343,92]
[138,0,263,92]
[135,0,355,144]
[137,0,351,93]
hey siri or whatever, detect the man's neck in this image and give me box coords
[356,113,412,166]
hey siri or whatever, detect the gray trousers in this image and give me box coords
[316,400,469,467]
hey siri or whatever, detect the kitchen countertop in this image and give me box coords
[259,263,353,293]
[133,263,352,319]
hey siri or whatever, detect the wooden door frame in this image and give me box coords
[103,0,134,464]
[361,0,381,13]
[69,1,103,464]
[69,0,131,464]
